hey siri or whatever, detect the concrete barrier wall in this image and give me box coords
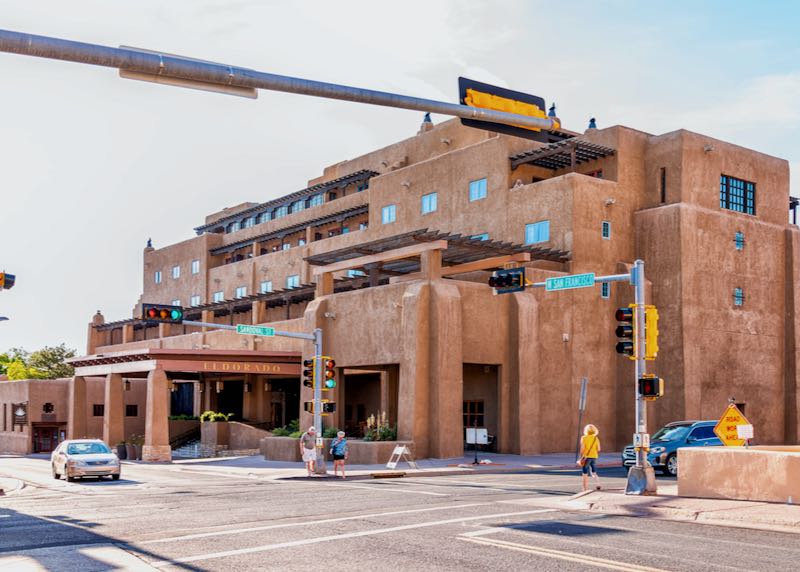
[229,422,270,450]
[679,446,800,503]
[260,437,405,465]
[0,431,30,455]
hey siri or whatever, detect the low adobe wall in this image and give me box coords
[168,420,200,440]
[230,422,271,450]
[678,446,800,503]
[260,437,403,465]
[0,431,30,455]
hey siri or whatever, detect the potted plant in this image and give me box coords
[116,441,127,460]
[125,439,136,460]
[131,434,144,460]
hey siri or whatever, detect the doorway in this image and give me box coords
[462,364,499,451]
[170,383,195,417]
[217,379,244,422]
[33,425,63,453]
[269,378,300,428]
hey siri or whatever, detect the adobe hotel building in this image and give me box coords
[6,114,799,461]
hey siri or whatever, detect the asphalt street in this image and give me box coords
[1,456,798,571]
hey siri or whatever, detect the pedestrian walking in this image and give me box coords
[578,424,602,491]
[329,430,349,479]
[299,426,317,477]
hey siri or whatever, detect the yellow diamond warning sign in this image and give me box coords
[713,404,751,446]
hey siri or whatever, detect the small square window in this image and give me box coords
[92,404,104,417]
[524,220,550,244]
[421,192,438,214]
[602,221,611,239]
[734,231,745,250]
[286,275,300,289]
[298,238,306,246]
[471,233,489,241]
[171,299,180,306]
[733,287,745,306]
[359,222,368,231]
[341,227,349,234]
[213,291,224,303]
[357,182,369,192]
[601,282,610,299]
[191,260,200,274]
[154,271,162,284]
[347,269,367,278]
[469,178,487,201]
[382,205,397,224]
[172,265,180,279]
[260,280,273,294]
[190,295,201,307]
[43,403,54,413]
[126,404,138,417]
[282,243,291,251]
[235,286,247,298]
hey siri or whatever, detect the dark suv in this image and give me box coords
[621,420,721,476]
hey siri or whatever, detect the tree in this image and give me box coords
[1,344,76,380]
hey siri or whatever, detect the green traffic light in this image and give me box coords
[325,379,336,389]
[170,309,182,320]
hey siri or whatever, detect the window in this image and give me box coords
[191,259,200,274]
[381,204,396,224]
[602,221,611,239]
[286,275,300,289]
[154,271,162,284]
[282,243,291,251]
[586,169,603,178]
[660,167,667,204]
[231,221,241,232]
[357,182,369,192]
[298,238,306,246]
[308,194,324,207]
[126,405,138,417]
[524,220,550,244]
[471,233,489,241]
[274,205,289,219]
[734,231,745,250]
[688,426,716,440]
[43,403,54,413]
[601,282,610,299]
[469,178,487,201]
[172,265,180,279]
[260,280,273,294]
[463,400,484,427]
[235,286,247,298]
[291,200,306,213]
[421,192,438,214]
[359,222,368,231]
[720,175,756,215]
[213,291,224,303]
[171,299,180,306]
[242,217,254,229]
[347,269,367,278]
[733,287,745,306]
[190,295,201,307]
[259,211,271,224]
[341,227,349,234]
[92,404,104,417]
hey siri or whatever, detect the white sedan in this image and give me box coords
[51,439,121,482]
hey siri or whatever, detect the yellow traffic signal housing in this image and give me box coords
[644,305,659,360]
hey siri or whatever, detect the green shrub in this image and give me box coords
[323,426,340,438]
[362,411,397,441]
[288,431,302,439]
[168,414,199,421]
[271,427,291,437]
[199,411,233,423]
[287,419,300,433]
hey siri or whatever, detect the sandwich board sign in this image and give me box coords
[713,404,751,446]
[386,444,418,470]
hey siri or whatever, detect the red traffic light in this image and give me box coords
[324,359,335,369]
[615,307,634,322]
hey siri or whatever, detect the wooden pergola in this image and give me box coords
[510,138,616,170]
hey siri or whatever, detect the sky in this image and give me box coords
[1,0,799,354]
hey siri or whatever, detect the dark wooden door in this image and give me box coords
[33,426,59,453]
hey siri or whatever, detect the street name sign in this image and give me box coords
[713,404,752,446]
[236,324,275,337]
[545,273,596,292]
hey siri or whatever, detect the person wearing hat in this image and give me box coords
[578,424,602,491]
[299,426,318,476]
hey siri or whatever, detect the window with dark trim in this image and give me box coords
[720,175,756,215]
[93,404,104,417]
[126,405,138,417]
[463,400,485,427]
[734,231,745,250]
[601,282,610,299]
[733,287,745,306]
[601,220,611,239]
[660,167,666,204]
[43,403,54,413]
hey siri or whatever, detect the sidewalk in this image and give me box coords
[526,485,800,534]
[165,451,622,480]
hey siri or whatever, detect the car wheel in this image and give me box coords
[665,454,678,477]
[67,471,77,483]
[52,464,60,480]
[112,474,120,481]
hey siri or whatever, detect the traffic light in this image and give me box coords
[322,402,336,414]
[0,272,15,290]
[644,305,659,360]
[142,303,184,324]
[303,401,314,413]
[302,358,315,389]
[323,357,336,389]
[488,268,526,295]
[615,305,636,359]
[638,374,664,401]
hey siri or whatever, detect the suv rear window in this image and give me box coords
[689,426,716,440]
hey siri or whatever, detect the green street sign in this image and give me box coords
[236,324,275,337]
[545,273,596,292]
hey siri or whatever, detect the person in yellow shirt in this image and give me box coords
[578,424,602,491]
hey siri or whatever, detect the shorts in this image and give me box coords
[302,448,317,463]
[582,458,597,475]
[332,454,345,461]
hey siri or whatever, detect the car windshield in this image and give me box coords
[66,442,111,455]
[651,425,691,442]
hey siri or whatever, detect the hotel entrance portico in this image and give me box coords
[66,348,301,462]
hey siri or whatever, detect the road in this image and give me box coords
[1,456,798,571]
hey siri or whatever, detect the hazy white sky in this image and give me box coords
[1,1,798,353]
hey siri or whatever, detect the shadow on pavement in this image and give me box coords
[0,507,203,571]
